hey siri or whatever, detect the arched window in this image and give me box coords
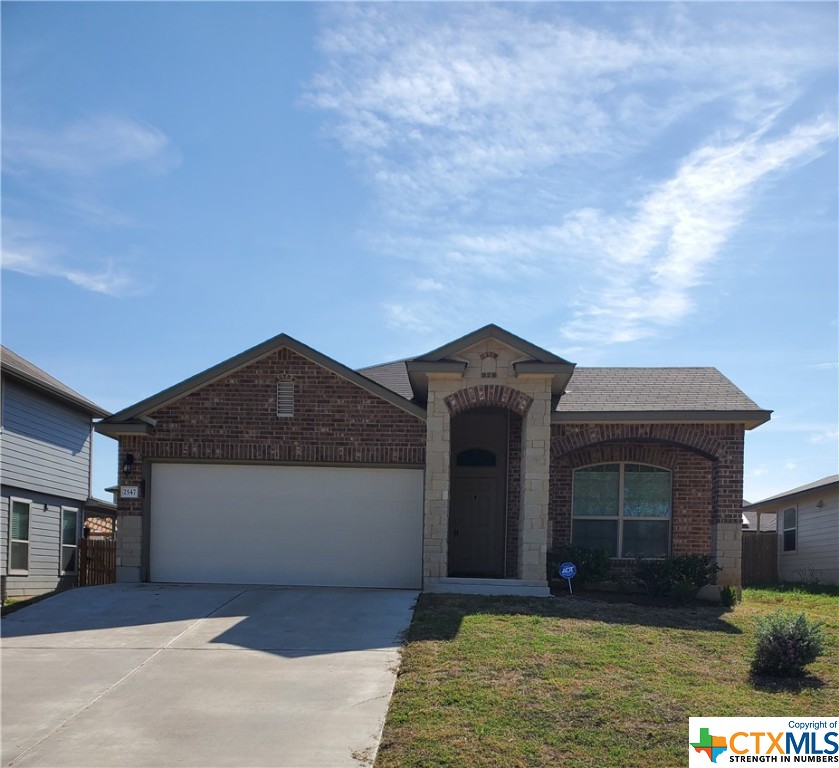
[456,448,497,467]
[572,463,671,558]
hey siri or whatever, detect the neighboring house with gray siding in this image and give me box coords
[1,346,110,598]
[743,475,839,586]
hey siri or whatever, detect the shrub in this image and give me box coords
[671,580,697,605]
[548,545,610,585]
[636,555,721,597]
[751,610,825,678]
[720,584,738,608]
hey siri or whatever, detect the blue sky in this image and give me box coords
[2,2,837,503]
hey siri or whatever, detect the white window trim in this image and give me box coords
[781,506,798,554]
[60,506,80,575]
[571,462,673,559]
[9,496,32,576]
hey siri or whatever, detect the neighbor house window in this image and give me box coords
[61,507,79,573]
[9,498,31,574]
[782,507,797,553]
[276,380,294,418]
[572,463,671,558]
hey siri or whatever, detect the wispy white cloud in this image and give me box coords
[4,114,178,176]
[3,114,178,295]
[560,117,838,343]
[2,222,143,297]
[2,245,140,297]
[307,4,837,346]
[810,429,839,445]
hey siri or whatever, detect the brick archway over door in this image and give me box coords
[445,385,533,417]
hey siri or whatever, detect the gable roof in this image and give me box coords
[1,345,109,418]
[97,333,426,435]
[403,324,576,402]
[413,323,573,364]
[743,475,839,511]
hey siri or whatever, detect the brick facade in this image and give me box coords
[116,346,426,521]
[106,328,758,592]
[548,422,746,584]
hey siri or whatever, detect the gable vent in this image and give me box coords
[277,380,294,418]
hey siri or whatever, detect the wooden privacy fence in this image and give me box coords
[78,538,117,587]
[742,531,778,586]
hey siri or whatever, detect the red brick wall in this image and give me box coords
[116,347,426,519]
[549,422,745,559]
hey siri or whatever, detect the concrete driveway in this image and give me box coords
[1,584,417,768]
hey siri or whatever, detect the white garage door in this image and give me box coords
[150,463,424,588]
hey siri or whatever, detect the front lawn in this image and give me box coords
[376,587,838,768]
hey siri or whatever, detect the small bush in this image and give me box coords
[671,580,697,605]
[720,584,738,608]
[751,610,825,678]
[636,555,721,597]
[548,545,610,585]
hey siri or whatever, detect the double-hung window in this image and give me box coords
[782,507,797,553]
[61,507,80,574]
[9,498,31,574]
[572,463,671,558]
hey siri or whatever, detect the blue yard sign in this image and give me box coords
[559,562,577,594]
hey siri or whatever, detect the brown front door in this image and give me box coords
[448,408,507,578]
[449,474,504,577]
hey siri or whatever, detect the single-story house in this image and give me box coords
[742,475,838,586]
[742,507,777,531]
[82,496,117,539]
[96,325,771,596]
[1,346,111,599]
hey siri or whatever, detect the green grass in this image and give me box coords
[376,587,839,768]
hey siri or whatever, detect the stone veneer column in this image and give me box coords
[712,428,745,589]
[423,381,454,580]
[517,379,552,581]
[712,524,742,588]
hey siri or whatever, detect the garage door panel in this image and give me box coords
[150,464,423,588]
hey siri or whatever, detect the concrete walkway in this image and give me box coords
[1,584,417,767]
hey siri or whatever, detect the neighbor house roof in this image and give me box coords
[361,360,771,428]
[743,475,839,512]
[0,345,110,418]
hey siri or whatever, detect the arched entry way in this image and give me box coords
[448,407,508,577]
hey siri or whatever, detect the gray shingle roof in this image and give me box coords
[743,475,839,510]
[357,360,414,400]
[556,367,764,412]
[358,361,770,424]
[0,345,109,418]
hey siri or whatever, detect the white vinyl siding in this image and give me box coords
[1,381,91,500]
[778,492,839,586]
[149,463,423,588]
[572,463,671,558]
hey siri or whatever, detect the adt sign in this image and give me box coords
[559,562,577,579]
[559,562,577,594]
